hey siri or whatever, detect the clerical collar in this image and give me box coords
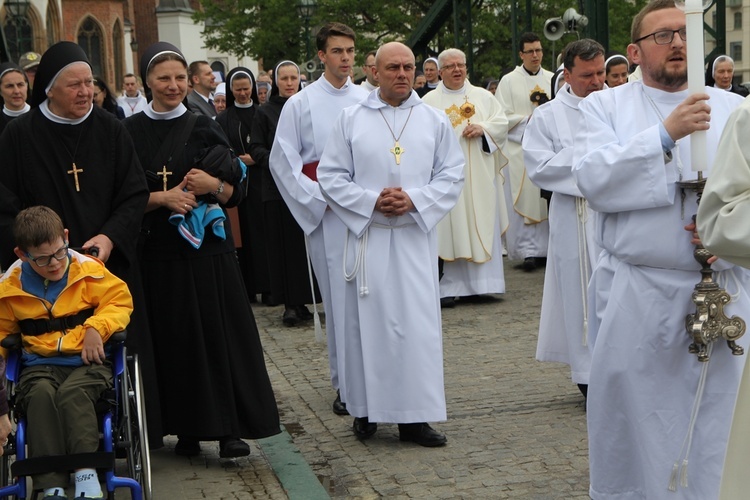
[714,83,732,91]
[144,102,188,120]
[4,103,30,116]
[642,82,688,105]
[123,91,142,100]
[39,100,92,125]
[523,66,540,76]
[321,74,352,93]
[235,101,253,109]
[427,81,439,89]
[442,83,466,94]
[565,85,584,102]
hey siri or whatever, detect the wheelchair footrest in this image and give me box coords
[11,452,114,477]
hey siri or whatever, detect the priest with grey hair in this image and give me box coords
[422,48,508,307]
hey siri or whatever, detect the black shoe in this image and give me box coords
[332,391,349,415]
[398,423,447,447]
[295,305,313,321]
[175,437,201,456]
[520,257,537,271]
[577,384,588,400]
[353,417,377,439]
[440,297,456,308]
[282,308,300,326]
[219,438,250,458]
[262,293,279,306]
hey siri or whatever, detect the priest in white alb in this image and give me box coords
[572,2,749,498]
[523,39,606,400]
[422,48,508,306]
[495,32,553,271]
[317,42,464,447]
[696,96,750,500]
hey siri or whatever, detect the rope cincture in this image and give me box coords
[304,234,323,342]
[575,196,591,347]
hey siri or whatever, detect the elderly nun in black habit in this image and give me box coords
[124,42,280,458]
[0,42,165,446]
[215,67,272,305]
[248,61,320,326]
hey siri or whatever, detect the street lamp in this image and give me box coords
[297,0,316,71]
[4,0,30,19]
[130,39,139,53]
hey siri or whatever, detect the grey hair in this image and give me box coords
[437,48,466,69]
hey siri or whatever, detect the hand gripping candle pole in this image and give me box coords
[675,0,746,362]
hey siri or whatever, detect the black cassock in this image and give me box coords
[216,105,271,301]
[0,105,164,446]
[249,94,319,307]
[124,111,280,440]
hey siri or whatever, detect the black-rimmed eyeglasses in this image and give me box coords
[26,244,69,267]
[634,28,687,45]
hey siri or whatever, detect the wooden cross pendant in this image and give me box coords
[390,141,405,165]
[67,162,83,192]
[158,166,173,191]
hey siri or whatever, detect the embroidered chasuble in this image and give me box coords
[423,81,508,263]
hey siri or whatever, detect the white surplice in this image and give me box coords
[696,97,750,500]
[523,83,599,385]
[269,76,368,396]
[495,65,553,260]
[423,81,508,297]
[573,81,747,500]
[317,90,464,423]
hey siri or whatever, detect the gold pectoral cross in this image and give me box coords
[390,141,404,165]
[67,163,83,192]
[158,166,173,191]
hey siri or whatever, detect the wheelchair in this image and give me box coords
[0,331,151,499]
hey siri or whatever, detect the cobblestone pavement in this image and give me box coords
[151,259,591,499]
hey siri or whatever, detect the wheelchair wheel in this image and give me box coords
[118,353,151,500]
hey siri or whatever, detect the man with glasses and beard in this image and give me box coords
[572,1,748,498]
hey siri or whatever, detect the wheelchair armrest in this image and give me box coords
[1,334,22,351]
[109,330,127,344]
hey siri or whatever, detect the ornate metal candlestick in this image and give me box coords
[679,176,746,362]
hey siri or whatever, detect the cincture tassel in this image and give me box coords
[668,343,712,492]
[304,234,324,343]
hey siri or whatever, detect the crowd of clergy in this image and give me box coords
[2,0,750,497]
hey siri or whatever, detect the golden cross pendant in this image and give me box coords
[158,166,173,191]
[390,141,405,165]
[67,162,83,192]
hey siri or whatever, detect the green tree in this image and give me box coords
[193,0,649,83]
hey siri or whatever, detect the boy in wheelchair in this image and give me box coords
[0,206,133,499]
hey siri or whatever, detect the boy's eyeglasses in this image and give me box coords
[26,244,69,267]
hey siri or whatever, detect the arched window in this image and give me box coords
[113,20,123,88]
[3,10,33,62]
[210,61,226,84]
[46,2,60,47]
[78,17,104,77]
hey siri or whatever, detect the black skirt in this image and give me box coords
[141,251,280,439]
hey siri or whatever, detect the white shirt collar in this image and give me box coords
[3,103,30,117]
[144,102,188,120]
[40,100,93,125]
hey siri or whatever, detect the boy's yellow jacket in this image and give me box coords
[0,250,133,359]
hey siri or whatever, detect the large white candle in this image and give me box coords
[682,0,707,172]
